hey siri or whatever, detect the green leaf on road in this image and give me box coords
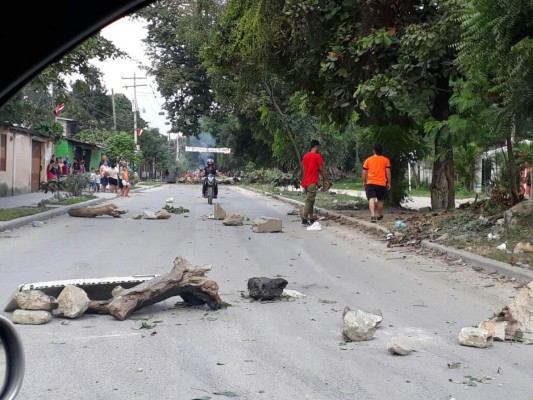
[447,362,461,369]
[318,299,337,304]
[139,320,154,329]
[192,397,212,400]
[213,391,238,397]
[339,388,354,395]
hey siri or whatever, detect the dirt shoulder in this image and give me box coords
[243,184,533,275]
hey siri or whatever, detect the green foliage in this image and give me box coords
[63,175,91,197]
[139,0,223,136]
[76,129,113,146]
[34,120,64,143]
[105,132,142,165]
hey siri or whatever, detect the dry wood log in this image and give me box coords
[86,300,111,315]
[104,257,221,320]
[68,204,127,218]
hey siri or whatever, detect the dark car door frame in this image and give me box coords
[0,0,154,107]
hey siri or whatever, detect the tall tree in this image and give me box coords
[139,0,224,136]
[457,0,533,205]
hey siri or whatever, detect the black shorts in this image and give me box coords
[108,177,118,186]
[100,177,109,186]
[365,184,387,201]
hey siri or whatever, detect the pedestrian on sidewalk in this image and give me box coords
[362,144,391,223]
[99,160,109,192]
[301,140,330,226]
[120,162,131,197]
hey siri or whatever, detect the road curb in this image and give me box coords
[0,185,159,233]
[242,186,533,283]
[0,197,108,232]
[421,240,533,282]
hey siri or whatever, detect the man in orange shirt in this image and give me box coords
[362,144,391,223]
[301,140,331,226]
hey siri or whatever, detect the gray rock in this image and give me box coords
[252,217,282,233]
[15,290,58,311]
[143,210,157,220]
[479,320,506,342]
[132,214,143,220]
[214,204,227,220]
[504,200,533,228]
[223,213,243,226]
[12,310,52,325]
[342,310,378,341]
[155,209,171,219]
[506,281,533,341]
[458,327,493,348]
[387,333,412,355]
[54,285,90,318]
[369,309,383,326]
[419,206,432,213]
[248,277,288,300]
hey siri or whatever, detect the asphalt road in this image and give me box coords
[0,185,531,400]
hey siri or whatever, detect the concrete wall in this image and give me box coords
[0,127,53,197]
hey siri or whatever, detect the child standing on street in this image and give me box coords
[89,168,99,192]
[121,162,131,197]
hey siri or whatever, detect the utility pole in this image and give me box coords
[111,89,117,131]
[122,72,147,146]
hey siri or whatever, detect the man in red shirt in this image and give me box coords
[301,140,330,226]
[362,144,391,223]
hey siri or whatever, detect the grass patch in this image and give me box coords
[244,183,367,210]
[0,207,43,221]
[56,195,96,206]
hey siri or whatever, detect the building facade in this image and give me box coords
[0,124,54,196]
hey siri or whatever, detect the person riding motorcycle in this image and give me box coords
[201,158,219,198]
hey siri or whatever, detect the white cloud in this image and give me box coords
[95,16,169,135]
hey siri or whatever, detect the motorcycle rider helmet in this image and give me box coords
[207,158,214,165]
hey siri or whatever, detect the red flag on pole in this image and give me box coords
[53,103,65,116]
[137,129,143,137]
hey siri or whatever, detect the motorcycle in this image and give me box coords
[206,173,216,205]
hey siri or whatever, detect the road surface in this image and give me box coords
[0,185,531,400]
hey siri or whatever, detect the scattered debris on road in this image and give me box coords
[12,309,52,325]
[101,256,222,320]
[281,289,306,299]
[458,327,493,348]
[387,333,413,355]
[223,213,244,226]
[155,209,171,219]
[307,221,322,231]
[491,281,533,341]
[214,204,227,220]
[252,217,282,233]
[163,204,189,214]
[68,204,127,218]
[342,307,382,342]
[14,290,58,311]
[54,285,90,318]
[247,277,288,300]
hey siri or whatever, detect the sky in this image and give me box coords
[94,16,171,137]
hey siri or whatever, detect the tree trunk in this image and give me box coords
[104,257,221,320]
[260,82,302,168]
[506,123,520,205]
[430,76,456,211]
[68,204,127,218]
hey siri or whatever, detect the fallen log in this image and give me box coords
[68,204,127,218]
[86,300,110,315]
[105,256,221,320]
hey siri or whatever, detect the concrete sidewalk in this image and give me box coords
[0,192,55,209]
[0,191,117,209]
[281,186,474,210]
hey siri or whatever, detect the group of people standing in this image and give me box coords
[300,140,391,225]
[47,154,86,180]
[96,155,131,197]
